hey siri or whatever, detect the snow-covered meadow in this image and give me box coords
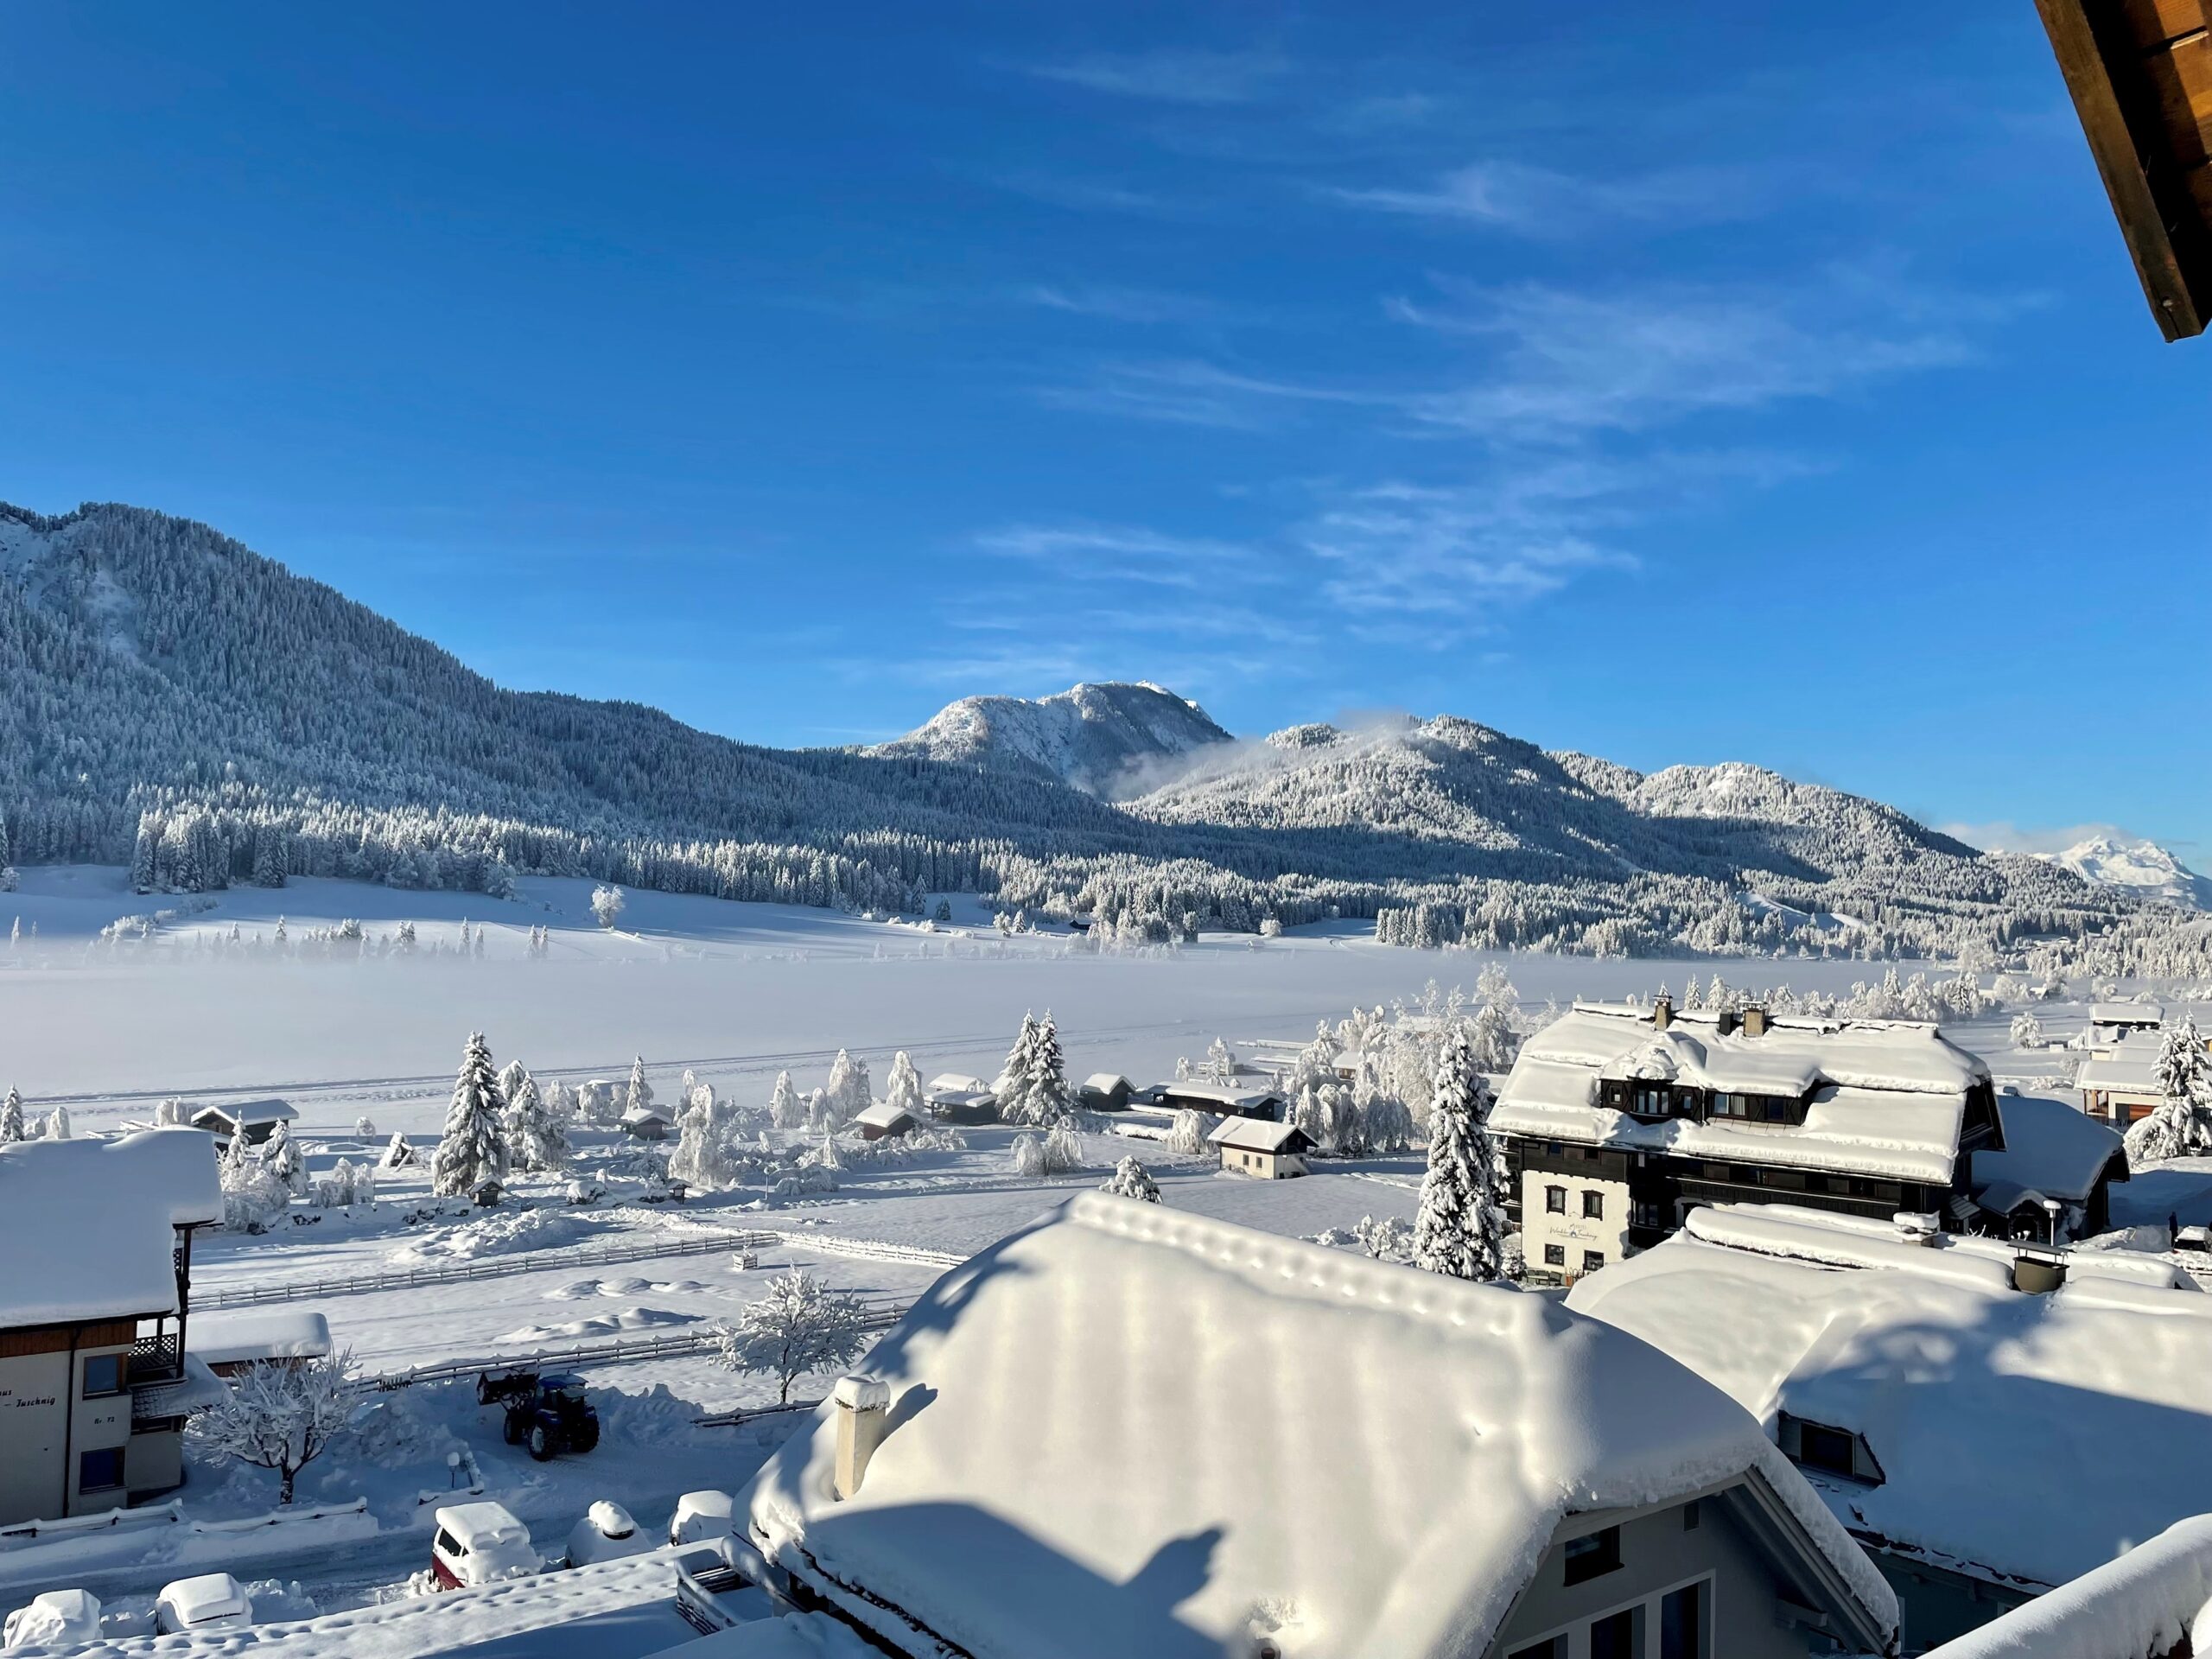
[3,862,2205,1648]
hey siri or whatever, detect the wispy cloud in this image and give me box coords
[1037,358,1370,429]
[1016,284,1231,325]
[1020,48,1291,106]
[975,522,1262,588]
[1327,158,1769,235]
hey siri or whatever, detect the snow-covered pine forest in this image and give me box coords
[4,500,2208,974]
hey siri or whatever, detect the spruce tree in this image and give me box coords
[1027,1011,1072,1124]
[433,1033,509,1197]
[1413,1027,1506,1281]
[505,1070,568,1173]
[625,1056,654,1122]
[884,1051,923,1118]
[995,1012,1039,1122]
[768,1070,805,1130]
[262,1119,307,1195]
[2126,1014,2212,1165]
[0,1085,22,1142]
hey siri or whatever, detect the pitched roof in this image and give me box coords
[0,1130,222,1326]
[854,1102,917,1130]
[925,1074,990,1097]
[1154,1082,1282,1111]
[1494,1004,1986,1185]
[1206,1117,1310,1154]
[1569,1202,2212,1591]
[189,1097,296,1129]
[189,1309,334,1366]
[1080,1073,1132,1092]
[1923,1516,2212,1658]
[745,1194,1894,1659]
[2091,1002,2164,1026]
[1973,1093,2126,1206]
[2081,1051,2164,1093]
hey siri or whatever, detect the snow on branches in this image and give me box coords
[432,1033,509,1198]
[1414,1026,1507,1281]
[711,1269,867,1404]
[191,1349,356,1504]
[2127,1014,2212,1166]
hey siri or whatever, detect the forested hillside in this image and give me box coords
[3,499,2201,972]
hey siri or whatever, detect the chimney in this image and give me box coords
[832,1375,890,1500]
[1714,1007,1739,1038]
[1742,1006,1770,1039]
[1653,995,1674,1031]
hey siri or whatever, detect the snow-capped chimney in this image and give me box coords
[1742,1006,1770,1039]
[1652,995,1674,1031]
[1714,1007,1739,1038]
[832,1375,891,1500]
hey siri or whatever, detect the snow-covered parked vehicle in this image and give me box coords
[3,1587,103,1649]
[154,1573,253,1635]
[478,1366,599,1460]
[430,1502,539,1590]
[668,1489,736,1546]
[565,1500,653,1567]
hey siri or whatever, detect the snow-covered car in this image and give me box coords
[431,1502,539,1590]
[566,1500,653,1567]
[154,1573,252,1635]
[3,1587,103,1649]
[668,1489,736,1546]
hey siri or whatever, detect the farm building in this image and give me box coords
[1077,1073,1132,1111]
[1207,1116,1313,1179]
[924,1074,997,1125]
[186,1097,296,1151]
[620,1105,673,1141]
[1152,1081,1282,1120]
[855,1102,919,1142]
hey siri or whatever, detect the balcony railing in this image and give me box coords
[130,1332,183,1384]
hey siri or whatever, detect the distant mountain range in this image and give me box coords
[2041,835,2212,912]
[0,499,2181,962]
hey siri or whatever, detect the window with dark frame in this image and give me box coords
[81,1353,124,1397]
[1546,1185,1567,1214]
[1796,1421,1859,1478]
[1589,1606,1641,1659]
[1543,1243,1566,1267]
[1561,1524,1622,1586]
[78,1446,124,1493]
[1581,1189,1604,1219]
[1582,1249,1605,1273]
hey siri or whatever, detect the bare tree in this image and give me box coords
[191,1350,356,1504]
[711,1270,866,1404]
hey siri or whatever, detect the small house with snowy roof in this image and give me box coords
[186,1096,296,1152]
[0,1130,224,1524]
[1493,999,2011,1279]
[924,1074,997,1125]
[742,1195,1898,1659]
[2080,1049,2167,1127]
[854,1101,918,1142]
[1153,1080,1284,1120]
[1570,1201,2212,1649]
[1077,1072,1133,1111]
[620,1104,674,1141]
[1207,1116,1313,1179]
[2089,1002,2164,1046]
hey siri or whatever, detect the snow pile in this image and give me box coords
[1569,1204,2212,1589]
[0,1129,221,1324]
[747,1192,1894,1659]
[1923,1515,2212,1658]
[189,1310,334,1367]
[496,1306,696,1344]
[543,1276,707,1300]
[385,1206,607,1264]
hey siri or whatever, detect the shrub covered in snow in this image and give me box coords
[1100,1155,1160,1203]
[1166,1108,1222,1156]
[710,1269,866,1404]
[190,1349,356,1504]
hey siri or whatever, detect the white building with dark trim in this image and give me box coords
[0,1131,224,1525]
[1491,1000,2017,1279]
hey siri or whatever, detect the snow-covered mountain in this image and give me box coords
[2043,836,2212,911]
[870,683,1231,796]
[0,499,2168,963]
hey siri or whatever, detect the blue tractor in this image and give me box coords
[477,1367,600,1461]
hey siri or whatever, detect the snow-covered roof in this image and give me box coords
[2080,1052,2163,1094]
[438,1502,532,1552]
[621,1104,674,1126]
[0,1130,222,1326]
[1206,1117,1310,1154]
[1154,1082,1282,1111]
[1568,1203,2212,1591]
[1922,1515,2212,1659]
[853,1102,917,1131]
[1079,1072,1132,1092]
[2091,1002,2164,1027]
[189,1308,334,1366]
[1493,1004,1986,1185]
[925,1074,990,1097]
[188,1097,297,1129]
[133,1351,229,1420]
[745,1193,1894,1659]
[1973,1094,2125,1206]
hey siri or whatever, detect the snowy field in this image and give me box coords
[2,865,2204,1650]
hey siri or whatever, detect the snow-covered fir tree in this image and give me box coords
[624,1055,654,1122]
[261,1119,307,1196]
[1412,1027,1506,1281]
[43,1107,69,1140]
[1100,1154,1160,1202]
[432,1033,509,1198]
[822,1050,870,1127]
[0,1086,22,1142]
[884,1051,923,1119]
[1202,1036,1236,1085]
[505,1071,568,1173]
[2126,1014,2212,1165]
[994,1013,1040,1122]
[768,1070,805,1131]
[1016,1011,1073,1126]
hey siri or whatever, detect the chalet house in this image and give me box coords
[188,1309,333,1378]
[1570,1202,2212,1650]
[620,1105,673,1141]
[186,1097,296,1152]
[2088,1002,2163,1046]
[923,1074,997,1125]
[1152,1081,1284,1120]
[854,1102,918,1142]
[1919,1516,2212,1658]
[743,1195,1899,1659]
[1207,1116,1312,1179]
[2081,1049,2170,1125]
[1967,1090,2127,1243]
[0,1131,225,1526]
[1492,1000,2011,1280]
[1077,1073,1132,1111]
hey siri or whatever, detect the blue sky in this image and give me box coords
[3,3,2206,854]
